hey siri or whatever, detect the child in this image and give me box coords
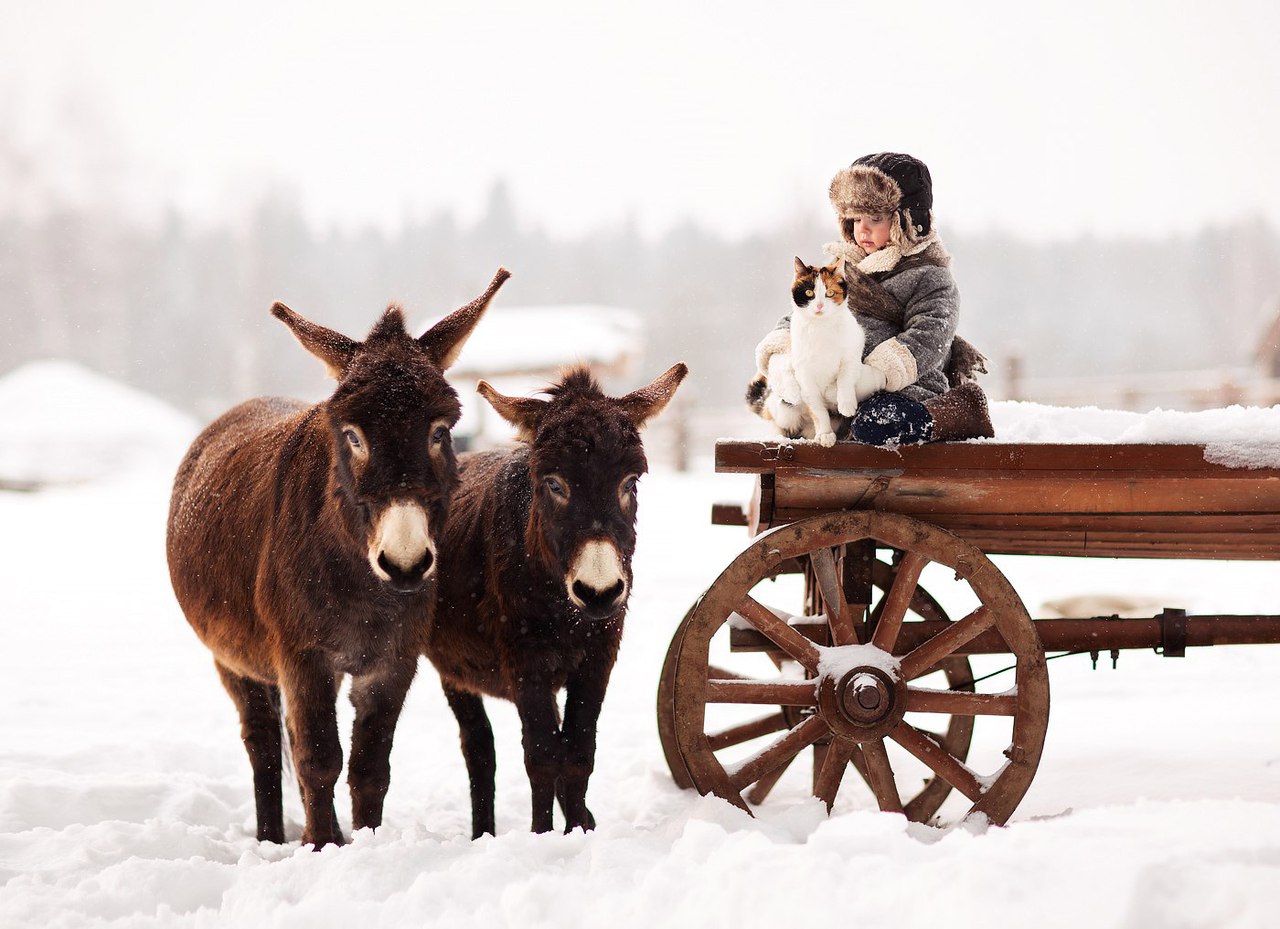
[754,152,993,444]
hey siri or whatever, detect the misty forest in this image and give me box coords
[4,130,1280,431]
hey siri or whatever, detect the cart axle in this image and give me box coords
[729,609,1280,658]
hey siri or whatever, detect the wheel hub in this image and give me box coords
[817,659,906,741]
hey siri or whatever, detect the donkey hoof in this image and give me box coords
[302,831,347,850]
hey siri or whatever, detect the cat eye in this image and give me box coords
[805,289,814,297]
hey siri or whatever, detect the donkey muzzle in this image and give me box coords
[566,539,629,619]
[369,502,436,592]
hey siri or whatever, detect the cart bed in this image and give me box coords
[716,441,1280,560]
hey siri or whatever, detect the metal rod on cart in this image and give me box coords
[729,610,1280,656]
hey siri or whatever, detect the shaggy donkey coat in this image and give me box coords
[166,269,507,848]
[424,364,687,837]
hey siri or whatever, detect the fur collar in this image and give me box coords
[822,234,950,275]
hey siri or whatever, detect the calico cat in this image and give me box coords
[749,258,881,446]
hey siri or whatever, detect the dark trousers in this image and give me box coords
[841,392,933,445]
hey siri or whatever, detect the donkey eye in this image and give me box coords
[622,476,638,495]
[343,429,362,449]
[544,476,568,500]
[431,424,450,445]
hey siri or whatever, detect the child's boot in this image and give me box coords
[922,382,994,441]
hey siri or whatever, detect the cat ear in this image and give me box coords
[793,256,807,275]
[833,256,846,274]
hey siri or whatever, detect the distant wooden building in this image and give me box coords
[1253,297,1280,378]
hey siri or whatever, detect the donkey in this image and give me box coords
[166,268,509,848]
[424,363,687,837]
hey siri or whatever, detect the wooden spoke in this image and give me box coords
[899,605,996,680]
[810,548,856,646]
[860,738,904,814]
[813,738,857,810]
[707,665,746,681]
[706,679,817,705]
[707,713,789,751]
[746,754,793,805]
[890,722,984,803]
[734,596,822,672]
[870,551,929,651]
[907,687,1017,717]
[726,714,829,792]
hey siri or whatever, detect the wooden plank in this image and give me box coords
[771,474,1280,517]
[710,502,748,526]
[716,440,1280,476]
[762,510,1280,559]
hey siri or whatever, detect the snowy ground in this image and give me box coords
[4,372,1280,928]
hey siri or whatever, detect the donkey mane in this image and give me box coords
[542,365,601,401]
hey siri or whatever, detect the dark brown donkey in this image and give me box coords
[424,363,687,837]
[166,268,509,848]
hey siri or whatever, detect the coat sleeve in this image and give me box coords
[753,314,793,376]
[863,267,959,392]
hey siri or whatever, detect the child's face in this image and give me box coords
[851,213,893,252]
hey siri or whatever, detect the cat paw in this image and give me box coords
[837,398,858,417]
[815,431,837,447]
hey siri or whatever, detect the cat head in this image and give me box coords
[791,257,847,318]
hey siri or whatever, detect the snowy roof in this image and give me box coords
[424,303,642,376]
[0,360,197,485]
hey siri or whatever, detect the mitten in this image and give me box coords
[863,339,917,393]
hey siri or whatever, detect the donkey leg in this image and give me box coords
[214,661,286,843]
[347,656,416,833]
[280,655,345,848]
[442,683,497,839]
[514,672,561,834]
[558,666,610,833]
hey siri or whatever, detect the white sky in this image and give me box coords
[3,0,1279,241]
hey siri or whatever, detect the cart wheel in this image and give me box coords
[658,563,975,822]
[665,511,1049,826]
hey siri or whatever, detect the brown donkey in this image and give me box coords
[167,268,509,848]
[425,363,687,837]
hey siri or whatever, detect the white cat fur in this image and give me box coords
[789,259,883,446]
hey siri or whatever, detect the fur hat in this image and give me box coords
[829,152,934,239]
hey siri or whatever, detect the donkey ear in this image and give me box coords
[419,267,511,370]
[271,302,359,379]
[617,363,689,428]
[477,379,547,441]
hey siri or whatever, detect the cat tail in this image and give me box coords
[747,373,811,439]
[745,374,769,416]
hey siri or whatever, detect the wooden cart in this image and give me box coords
[657,441,1280,825]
